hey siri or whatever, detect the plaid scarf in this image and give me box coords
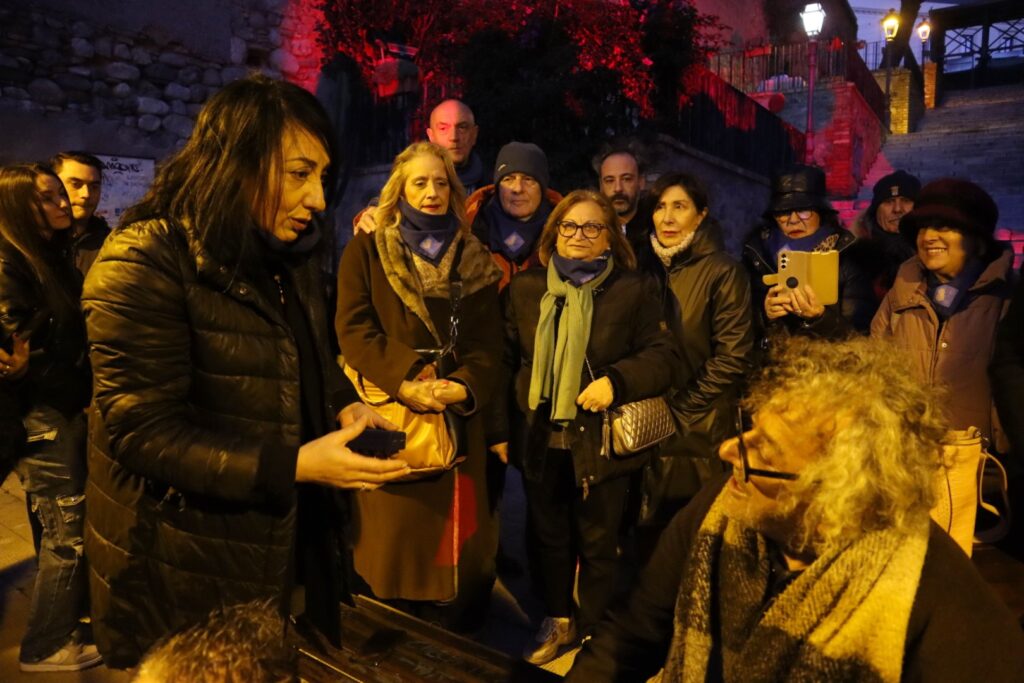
[661,490,929,683]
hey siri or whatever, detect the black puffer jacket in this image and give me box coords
[743,223,875,340]
[0,238,90,417]
[504,266,681,488]
[637,220,755,455]
[0,238,88,476]
[82,219,354,668]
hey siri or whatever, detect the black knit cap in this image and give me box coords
[899,177,999,244]
[493,141,549,195]
[768,164,834,214]
[872,170,921,204]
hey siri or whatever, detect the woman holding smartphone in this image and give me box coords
[743,165,873,339]
[82,76,410,669]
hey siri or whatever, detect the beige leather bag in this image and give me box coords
[931,427,1010,556]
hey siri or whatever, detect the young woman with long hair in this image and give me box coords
[0,163,97,672]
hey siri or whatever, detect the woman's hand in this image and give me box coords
[765,284,824,320]
[398,379,446,412]
[0,334,29,381]
[295,416,410,490]
[577,377,614,412]
[431,379,467,405]
[764,284,791,321]
[788,285,825,319]
[337,402,398,430]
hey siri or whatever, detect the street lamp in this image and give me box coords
[882,8,901,131]
[800,3,825,163]
[917,18,931,65]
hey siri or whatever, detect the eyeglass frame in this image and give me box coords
[734,406,800,483]
[772,209,815,221]
[556,220,609,240]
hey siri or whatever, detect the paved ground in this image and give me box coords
[0,468,576,681]
[3,465,1020,681]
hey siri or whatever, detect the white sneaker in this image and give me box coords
[19,639,102,672]
[523,616,576,665]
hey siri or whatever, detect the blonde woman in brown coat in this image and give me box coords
[335,141,504,631]
[871,179,1013,440]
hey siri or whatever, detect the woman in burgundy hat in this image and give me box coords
[871,178,1013,441]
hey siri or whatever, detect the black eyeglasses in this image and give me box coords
[734,407,799,483]
[557,220,608,240]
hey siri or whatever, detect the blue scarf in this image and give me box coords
[926,258,986,320]
[457,151,486,194]
[483,196,550,263]
[398,198,459,266]
[552,251,611,287]
[765,225,838,263]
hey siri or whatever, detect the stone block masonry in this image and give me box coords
[0,0,324,164]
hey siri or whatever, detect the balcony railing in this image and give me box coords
[707,40,887,124]
[674,67,806,179]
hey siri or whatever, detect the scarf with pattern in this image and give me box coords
[661,489,929,683]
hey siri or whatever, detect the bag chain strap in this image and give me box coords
[583,356,612,459]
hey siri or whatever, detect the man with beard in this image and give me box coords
[594,145,646,251]
[568,337,1024,683]
[51,151,110,277]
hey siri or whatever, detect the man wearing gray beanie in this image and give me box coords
[466,141,562,291]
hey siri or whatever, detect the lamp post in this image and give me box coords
[882,8,901,131]
[800,3,825,163]
[917,18,931,66]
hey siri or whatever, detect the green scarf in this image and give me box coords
[661,489,929,683]
[528,256,615,424]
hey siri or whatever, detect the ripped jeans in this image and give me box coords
[14,405,88,662]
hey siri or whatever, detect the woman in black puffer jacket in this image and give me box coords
[0,163,94,672]
[500,190,680,665]
[82,76,410,669]
[633,172,756,537]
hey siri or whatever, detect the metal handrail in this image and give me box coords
[708,40,887,123]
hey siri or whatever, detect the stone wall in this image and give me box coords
[773,81,883,198]
[0,0,321,164]
[923,62,937,109]
[872,67,924,134]
[691,0,769,48]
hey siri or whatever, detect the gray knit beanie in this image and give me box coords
[493,141,549,194]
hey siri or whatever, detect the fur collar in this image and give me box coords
[375,220,501,344]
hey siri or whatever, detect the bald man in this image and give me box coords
[354,99,486,234]
[426,99,486,191]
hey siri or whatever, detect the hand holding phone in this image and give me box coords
[762,250,839,306]
[346,428,406,459]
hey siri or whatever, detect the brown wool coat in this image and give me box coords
[335,225,503,603]
[871,249,1014,439]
